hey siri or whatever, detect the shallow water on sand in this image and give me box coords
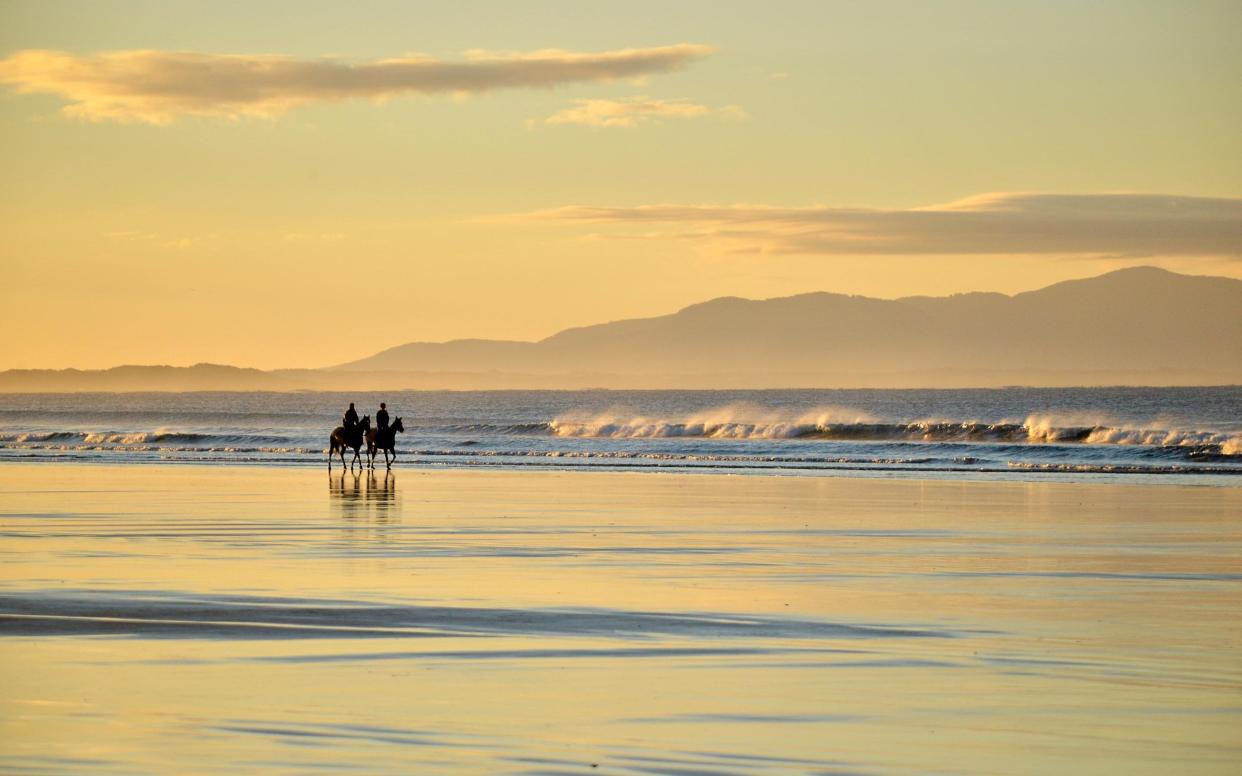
[1,464,1240,774]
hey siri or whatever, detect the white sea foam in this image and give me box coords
[549,403,877,440]
[1,391,1238,478]
[544,405,1241,455]
[1024,412,1241,451]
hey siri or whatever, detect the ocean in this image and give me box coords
[3,393,1241,773]
[0,387,1238,482]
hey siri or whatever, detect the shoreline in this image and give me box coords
[1,455,1238,488]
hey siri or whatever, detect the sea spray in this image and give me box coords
[1,388,1238,478]
[549,403,878,439]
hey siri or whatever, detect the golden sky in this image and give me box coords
[1,0,1239,369]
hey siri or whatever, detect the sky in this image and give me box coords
[1,0,1239,370]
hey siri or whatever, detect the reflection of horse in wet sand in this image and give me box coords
[328,470,397,523]
[328,470,363,502]
[366,470,396,507]
[366,417,405,469]
[328,415,371,470]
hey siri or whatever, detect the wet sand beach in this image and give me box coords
[1,464,1240,774]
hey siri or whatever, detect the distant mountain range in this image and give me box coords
[3,267,1240,391]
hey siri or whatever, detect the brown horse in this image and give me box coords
[366,417,405,469]
[328,415,370,470]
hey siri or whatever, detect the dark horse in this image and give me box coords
[366,417,405,469]
[328,415,371,470]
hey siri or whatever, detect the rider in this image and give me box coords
[342,402,359,430]
[376,403,390,434]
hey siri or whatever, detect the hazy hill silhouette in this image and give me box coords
[3,267,1239,391]
[332,267,1242,385]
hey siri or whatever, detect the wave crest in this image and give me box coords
[0,429,288,446]
[549,404,878,440]
[546,406,1241,457]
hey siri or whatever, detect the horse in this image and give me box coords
[366,417,405,469]
[328,415,371,470]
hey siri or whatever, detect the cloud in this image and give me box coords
[515,193,1242,258]
[540,96,745,128]
[0,44,713,124]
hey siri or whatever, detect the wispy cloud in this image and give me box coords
[0,44,714,124]
[515,193,1242,258]
[539,96,746,128]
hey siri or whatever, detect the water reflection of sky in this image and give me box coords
[2,464,1240,774]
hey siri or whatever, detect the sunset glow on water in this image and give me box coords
[3,465,1241,774]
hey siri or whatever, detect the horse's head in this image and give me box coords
[393,418,405,433]
[360,415,371,430]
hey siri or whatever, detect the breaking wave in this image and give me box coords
[2,407,1238,461]
[549,405,878,440]
[0,430,291,447]
[545,407,1242,458]
[1,392,1238,479]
